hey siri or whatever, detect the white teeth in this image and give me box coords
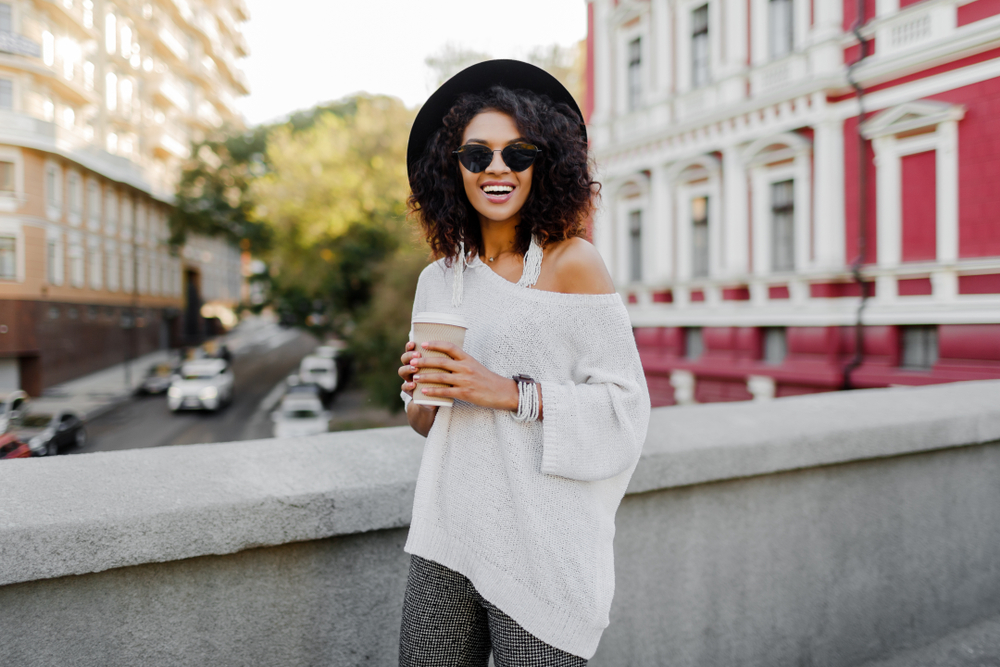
[483,185,514,194]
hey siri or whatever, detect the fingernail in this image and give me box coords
[413,375,420,381]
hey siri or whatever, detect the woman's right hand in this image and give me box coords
[399,341,420,398]
[400,341,438,437]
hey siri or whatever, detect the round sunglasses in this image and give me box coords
[453,142,541,173]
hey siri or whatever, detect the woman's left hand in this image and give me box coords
[411,342,519,411]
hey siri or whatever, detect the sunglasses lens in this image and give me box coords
[456,146,493,173]
[501,144,539,172]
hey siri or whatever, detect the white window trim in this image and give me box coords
[105,238,119,292]
[66,169,82,226]
[87,234,103,290]
[67,231,84,288]
[46,226,64,286]
[44,159,63,222]
[666,156,723,294]
[86,178,100,231]
[0,218,25,282]
[743,132,812,281]
[750,0,809,66]
[0,147,26,213]
[613,176,650,286]
[616,18,651,116]
[676,0,721,94]
[104,188,118,237]
[864,101,962,301]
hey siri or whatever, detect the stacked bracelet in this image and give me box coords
[512,374,540,422]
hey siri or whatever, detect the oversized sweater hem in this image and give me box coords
[404,519,605,660]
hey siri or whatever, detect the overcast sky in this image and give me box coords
[236,0,589,127]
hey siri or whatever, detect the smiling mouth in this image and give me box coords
[481,184,515,203]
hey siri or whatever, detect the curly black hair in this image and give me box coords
[407,86,599,262]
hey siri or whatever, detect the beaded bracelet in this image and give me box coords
[512,374,539,422]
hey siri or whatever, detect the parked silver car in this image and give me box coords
[167,359,234,412]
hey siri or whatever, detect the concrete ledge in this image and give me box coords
[1,380,999,589]
[0,428,425,586]
[631,379,1000,493]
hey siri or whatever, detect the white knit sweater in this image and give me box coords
[403,250,650,659]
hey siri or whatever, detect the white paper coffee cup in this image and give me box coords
[411,312,468,407]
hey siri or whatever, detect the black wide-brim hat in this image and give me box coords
[406,59,586,182]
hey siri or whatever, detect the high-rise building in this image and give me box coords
[0,0,247,394]
[586,0,1000,405]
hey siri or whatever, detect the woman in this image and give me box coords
[398,60,650,666]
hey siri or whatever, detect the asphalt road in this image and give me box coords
[76,328,318,454]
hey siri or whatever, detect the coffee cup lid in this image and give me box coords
[412,312,469,329]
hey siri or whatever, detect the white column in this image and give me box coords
[750,0,768,67]
[675,182,692,282]
[722,145,749,277]
[813,117,846,271]
[936,120,959,264]
[647,164,673,283]
[592,0,614,124]
[592,190,616,278]
[751,167,769,278]
[650,0,672,97]
[708,177,724,280]
[874,135,901,269]
[722,0,747,75]
[794,152,812,272]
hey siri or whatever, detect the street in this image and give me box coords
[76,325,317,453]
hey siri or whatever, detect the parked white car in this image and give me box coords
[271,394,329,438]
[299,354,338,395]
[167,359,234,412]
[0,390,29,433]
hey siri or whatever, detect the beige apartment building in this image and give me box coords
[0,0,247,394]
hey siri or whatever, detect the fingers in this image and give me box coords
[418,341,466,360]
[412,371,457,387]
[410,355,460,373]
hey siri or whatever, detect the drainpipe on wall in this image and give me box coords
[842,0,871,391]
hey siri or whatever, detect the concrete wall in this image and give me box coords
[2,380,1000,666]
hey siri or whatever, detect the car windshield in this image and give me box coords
[285,409,320,419]
[21,414,53,428]
[183,371,217,380]
[308,368,327,374]
[148,364,173,377]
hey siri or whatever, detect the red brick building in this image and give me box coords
[586,0,1000,405]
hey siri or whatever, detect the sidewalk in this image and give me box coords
[35,348,176,422]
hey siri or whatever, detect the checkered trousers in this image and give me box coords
[399,555,588,667]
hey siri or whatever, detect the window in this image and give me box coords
[68,172,82,218]
[628,210,642,283]
[87,180,100,227]
[691,195,709,278]
[120,78,132,116]
[685,327,704,360]
[68,238,84,287]
[901,326,938,370]
[0,161,13,194]
[691,4,710,88]
[0,236,15,279]
[763,327,787,364]
[627,37,642,112]
[0,78,12,110]
[105,189,117,235]
[771,179,794,272]
[45,163,61,218]
[105,72,117,111]
[42,31,54,67]
[0,3,11,32]
[88,237,102,289]
[769,0,794,60]
[105,13,116,54]
[105,242,118,292]
[46,235,61,285]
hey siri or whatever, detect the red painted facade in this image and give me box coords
[590,0,1000,406]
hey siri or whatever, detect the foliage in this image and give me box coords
[248,96,417,340]
[347,242,429,412]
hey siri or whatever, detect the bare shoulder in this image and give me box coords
[545,237,616,295]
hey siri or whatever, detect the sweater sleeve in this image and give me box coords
[538,302,650,482]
